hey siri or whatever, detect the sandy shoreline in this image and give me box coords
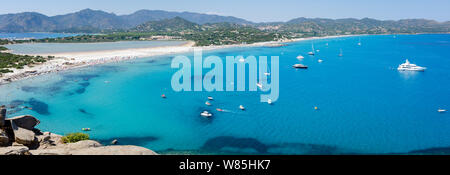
[0,35,357,85]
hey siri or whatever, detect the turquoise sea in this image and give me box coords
[1,34,449,154]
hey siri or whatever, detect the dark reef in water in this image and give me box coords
[78,108,94,116]
[19,74,99,95]
[6,98,50,115]
[27,98,50,115]
[96,136,158,146]
[63,74,99,82]
[158,136,360,155]
[21,86,40,92]
[401,147,450,155]
[78,82,90,87]
[75,88,86,94]
[201,136,269,154]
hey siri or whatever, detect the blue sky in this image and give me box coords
[2,0,449,22]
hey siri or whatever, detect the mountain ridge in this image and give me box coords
[0,9,253,32]
[1,9,449,33]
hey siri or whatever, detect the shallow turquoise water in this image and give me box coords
[5,40,187,54]
[0,33,79,40]
[1,34,449,154]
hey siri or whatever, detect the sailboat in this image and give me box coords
[308,43,315,55]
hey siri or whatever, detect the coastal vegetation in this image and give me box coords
[0,39,55,76]
[0,47,49,75]
[24,18,290,46]
[61,133,90,143]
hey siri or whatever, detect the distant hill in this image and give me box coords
[0,12,56,32]
[131,17,202,33]
[52,9,127,30]
[274,17,450,36]
[121,10,253,27]
[0,9,252,33]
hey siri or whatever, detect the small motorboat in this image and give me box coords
[308,44,315,55]
[264,72,271,76]
[438,109,447,113]
[82,128,91,131]
[205,101,211,106]
[239,105,245,110]
[256,83,263,89]
[161,94,166,98]
[216,108,224,112]
[239,58,245,62]
[201,111,213,118]
[208,96,214,100]
[297,55,305,59]
[318,59,323,63]
[293,64,308,69]
[267,99,272,105]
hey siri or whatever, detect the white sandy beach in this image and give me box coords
[0,35,356,85]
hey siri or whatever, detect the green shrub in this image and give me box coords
[61,133,90,143]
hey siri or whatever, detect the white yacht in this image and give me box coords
[201,111,213,118]
[293,64,308,69]
[308,44,315,55]
[438,108,447,113]
[397,59,426,71]
[318,59,323,63]
[297,55,305,59]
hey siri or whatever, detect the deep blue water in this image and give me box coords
[1,34,449,154]
[0,33,80,40]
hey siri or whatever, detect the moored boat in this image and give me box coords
[293,64,308,69]
[201,111,213,118]
[397,59,426,71]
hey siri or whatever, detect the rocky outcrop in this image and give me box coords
[29,140,157,155]
[0,106,5,127]
[0,129,9,146]
[11,122,37,145]
[0,109,157,155]
[6,115,40,130]
[69,145,157,155]
[0,145,29,155]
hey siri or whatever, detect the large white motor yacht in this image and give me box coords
[397,59,426,71]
